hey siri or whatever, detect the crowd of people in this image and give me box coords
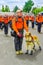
[0,9,43,55]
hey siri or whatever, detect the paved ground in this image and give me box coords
[0,23,43,65]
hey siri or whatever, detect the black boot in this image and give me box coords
[33,45,36,51]
[39,46,42,51]
[25,50,28,54]
[30,50,33,55]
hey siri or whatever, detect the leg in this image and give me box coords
[32,22,34,28]
[4,24,8,35]
[14,37,20,55]
[14,37,20,51]
[0,22,2,29]
[29,42,34,55]
[19,38,23,51]
[38,23,41,33]
[37,41,42,51]
[26,20,29,27]
[25,43,29,54]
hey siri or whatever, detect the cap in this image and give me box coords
[16,9,22,13]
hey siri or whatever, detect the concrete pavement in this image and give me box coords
[0,25,43,65]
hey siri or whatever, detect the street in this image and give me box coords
[0,24,43,65]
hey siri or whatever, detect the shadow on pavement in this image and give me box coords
[15,50,42,61]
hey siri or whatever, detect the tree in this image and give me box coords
[13,6,19,12]
[5,5,10,12]
[32,7,43,16]
[1,5,5,12]
[23,0,34,13]
[40,7,43,12]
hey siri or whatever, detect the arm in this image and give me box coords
[24,19,28,32]
[12,18,19,34]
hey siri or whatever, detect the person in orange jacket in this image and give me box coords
[8,16,13,29]
[3,15,9,36]
[0,16,4,30]
[12,9,28,55]
[36,14,43,33]
[0,15,3,29]
[29,16,35,29]
[42,15,43,24]
[24,14,29,27]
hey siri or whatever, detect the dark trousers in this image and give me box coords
[32,22,34,28]
[14,30,23,51]
[42,22,43,24]
[8,20,12,29]
[4,24,8,35]
[38,23,42,33]
[0,22,2,28]
[26,20,29,27]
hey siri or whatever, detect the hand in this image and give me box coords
[17,32,23,38]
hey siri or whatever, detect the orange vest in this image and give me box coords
[29,16,34,22]
[36,15,43,23]
[4,17,9,24]
[42,16,43,22]
[15,17,24,30]
[0,17,3,22]
[25,15,29,21]
[12,17,28,33]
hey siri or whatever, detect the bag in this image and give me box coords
[11,30,16,37]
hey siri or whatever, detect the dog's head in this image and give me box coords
[25,32,32,41]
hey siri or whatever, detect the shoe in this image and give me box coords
[19,50,23,54]
[16,51,20,55]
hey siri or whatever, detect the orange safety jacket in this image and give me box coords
[12,17,28,34]
[29,16,34,22]
[24,15,29,21]
[0,16,4,23]
[8,16,12,21]
[36,15,43,23]
[42,16,43,22]
[3,17,9,24]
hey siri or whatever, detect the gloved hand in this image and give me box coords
[17,32,23,38]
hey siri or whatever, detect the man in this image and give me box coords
[29,16,35,29]
[36,14,43,33]
[3,15,9,36]
[12,9,28,55]
[8,16,13,29]
[24,14,29,27]
[0,15,3,29]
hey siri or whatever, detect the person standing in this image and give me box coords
[3,15,9,36]
[0,15,3,29]
[36,14,43,33]
[29,16,35,29]
[12,9,28,55]
[24,14,29,27]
